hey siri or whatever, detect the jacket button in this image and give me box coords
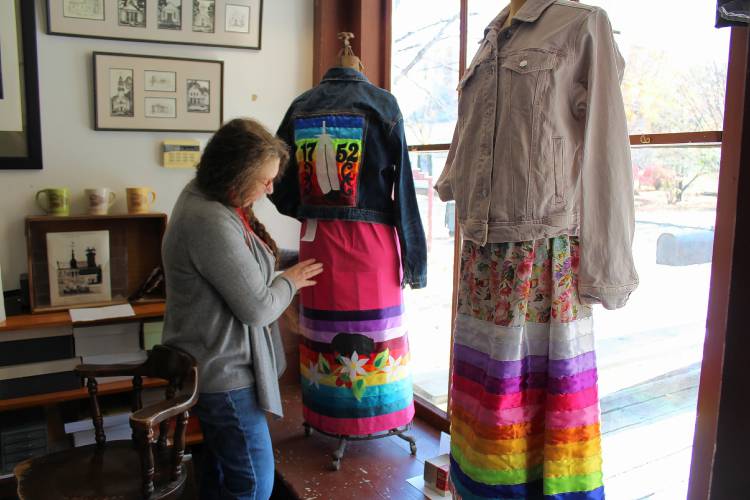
[519,60,528,68]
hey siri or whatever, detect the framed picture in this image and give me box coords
[93,52,223,132]
[47,0,263,50]
[0,0,42,170]
[46,230,112,308]
[144,70,176,92]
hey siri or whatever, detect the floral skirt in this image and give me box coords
[298,219,414,436]
[450,236,604,500]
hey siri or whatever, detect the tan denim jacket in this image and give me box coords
[435,0,638,309]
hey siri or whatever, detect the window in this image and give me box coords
[391,1,728,496]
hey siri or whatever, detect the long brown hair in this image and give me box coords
[196,118,289,259]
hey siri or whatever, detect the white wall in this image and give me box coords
[0,0,310,290]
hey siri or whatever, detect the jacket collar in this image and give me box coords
[485,0,557,38]
[320,66,370,83]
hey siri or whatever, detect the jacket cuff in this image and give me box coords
[275,275,297,297]
[402,272,427,290]
[434,180,454,202]
[578,282,638,310]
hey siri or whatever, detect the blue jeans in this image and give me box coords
[193,387,275,500]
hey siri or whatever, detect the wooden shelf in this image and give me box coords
[0,377,167,413]
[0,302,165,333]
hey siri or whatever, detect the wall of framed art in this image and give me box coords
[47,0,263,50]
[93,52,223,132]
[0,0,311,291]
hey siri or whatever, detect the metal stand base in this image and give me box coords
[303,421,417,470]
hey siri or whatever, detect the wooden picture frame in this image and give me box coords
[93,52,223,132]
[47,0,263,50]
[0,0,43,170]
[26,214,167,313]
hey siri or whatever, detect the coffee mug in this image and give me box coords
[85,188,116,215]
[126,187,157,214]
[36,188,70,216]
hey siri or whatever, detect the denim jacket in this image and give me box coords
[272,67,427,289]
[435,0,637,309]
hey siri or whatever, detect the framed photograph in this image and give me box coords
[47,0,263,50]
[109,68,134,117]
[225,4,250,33]
[144,70,176,92]
[46,230,112,308]
[157,0,181,30]
[94,52,223,132]
[118,0,146,28]
[186,79,210,113]
[145,97,176,118]
[63,0,105,21]
[0,0,42,170]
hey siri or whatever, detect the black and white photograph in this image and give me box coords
[63,0,105,21]
[109,68,133,117]
[144,70,176,92]
[157,0,182,30]
[192,0,215,33]
[145,97,176,118]
[186,79,210,113]
[118,0,146,28]
[46,230,112,307]
[225,4,250,33]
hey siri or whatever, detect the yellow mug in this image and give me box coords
[126,187,157,214]
[36,188,70,216]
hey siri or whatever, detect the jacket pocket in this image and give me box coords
[553,137,565,204]
[500,50,556,106]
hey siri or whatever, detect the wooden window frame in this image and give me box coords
[316,5,748,496]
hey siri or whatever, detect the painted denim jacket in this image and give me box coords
[436,0,638,309]
[272,67,427,289]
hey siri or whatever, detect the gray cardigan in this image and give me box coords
[162,180,295,417]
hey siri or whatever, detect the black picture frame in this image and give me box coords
[0,1,43,170]
[46,0,264,50]
[93,52,224,133]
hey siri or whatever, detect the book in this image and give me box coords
[0,358,82,399]
[73,323,140,357]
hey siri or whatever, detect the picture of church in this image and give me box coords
[46,230,112,307]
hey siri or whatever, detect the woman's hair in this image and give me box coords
[196,118,289,259]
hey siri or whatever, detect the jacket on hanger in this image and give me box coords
[272,67,427,289]
[435,0,637,309]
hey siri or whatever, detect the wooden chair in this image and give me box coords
[14,345,199,500]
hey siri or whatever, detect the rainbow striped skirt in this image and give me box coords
[450,236,604,499]
[298,219,415,435]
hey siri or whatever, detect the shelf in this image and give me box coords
[0,377,167,413]
[0,302,165,333]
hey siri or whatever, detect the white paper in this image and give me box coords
[301,219,318,242]
[406,475,452,499]
[439,431,451,455]
[69,304,135,322]
[0,0,24,131]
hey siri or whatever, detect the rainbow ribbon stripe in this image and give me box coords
[450,314,604,499]
[299,305,415,436]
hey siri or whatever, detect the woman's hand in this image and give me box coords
[281,259,323,290]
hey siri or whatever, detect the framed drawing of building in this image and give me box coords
[46,230,112,307]
[47,0,263,50]
[93,52,223,132]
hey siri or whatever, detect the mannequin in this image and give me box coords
[336,32,364,71]
[503,0,527,27]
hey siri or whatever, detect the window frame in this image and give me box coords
[391,0,726,437]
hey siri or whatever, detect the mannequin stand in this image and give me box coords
[303,421,417,470]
